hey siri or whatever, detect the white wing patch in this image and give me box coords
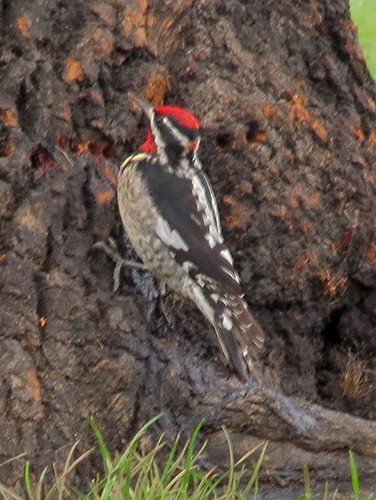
[191,173,222,244]
[205,233,217,249]
[220,248,234,264]
[192,286,215,324]
[222,313,233,331]
[182,260,196,273]
[194,167,222,236]
[221,265,240,282]
[156,216,189,251]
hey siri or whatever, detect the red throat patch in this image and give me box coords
[139,129,156,154]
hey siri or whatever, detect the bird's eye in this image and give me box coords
[155,115,164,126]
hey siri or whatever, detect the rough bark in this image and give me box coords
[0,0,376,496]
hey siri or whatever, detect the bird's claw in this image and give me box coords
[92,238,147,292]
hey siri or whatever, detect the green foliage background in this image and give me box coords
[351,0,376,78]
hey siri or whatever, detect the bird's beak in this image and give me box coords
[129,93,155,120]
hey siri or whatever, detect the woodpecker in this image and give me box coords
[117,94,265,381]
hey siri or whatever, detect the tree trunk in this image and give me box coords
[0,0,375,495]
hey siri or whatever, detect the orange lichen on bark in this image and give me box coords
[0,109,18,127]
[367,130,376,149]
[367,245,376,264]
[102,165,117,187]
[234,180,253,196]
[262,104,279,119]
[290,94,311,124]
[26,369,42,402]
[1,143,15,157]
[222,195,234,207]
[58,135,70,149]
[354,127,365,142]
[74,140,112,159]
[295,74,305,86]
[16,16,31,37]
[311,118,329,142]
[122,0,149,46]
[76,141,91,154]
[300,190,320,209]
[289,195,299,208]
[306,191,320,209]
[223,195,251,230]
[96,190,114,205]
[38,316,47,329]
[64,57,85,82]
[344,19,357,33]
[315,271,348,297]
[366,96,376,112]
[138,0,149,12]
[301,222,313,234]
[272,205,289,220]
[252,132,268,143]
[289,186,320,209]
[345,40,364,61]
[287,94,329,143]
[144,70,171,107]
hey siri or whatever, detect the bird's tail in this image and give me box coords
[213,294,265,380]
[193,287,265,381]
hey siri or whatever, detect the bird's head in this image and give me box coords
[130,94,201,157]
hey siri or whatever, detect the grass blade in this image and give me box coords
[180,422,203,492]
[303,463,311,500]
[89,420,112,475]
[349,450,360,500]
[24,462,33,499]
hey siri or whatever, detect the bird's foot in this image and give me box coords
[92,238,147,292]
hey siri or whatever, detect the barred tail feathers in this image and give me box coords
[192,286,265,380]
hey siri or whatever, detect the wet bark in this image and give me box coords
[1,0,376,496]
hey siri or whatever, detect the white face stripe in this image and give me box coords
[150,112,169,164]
[163,117,187,143]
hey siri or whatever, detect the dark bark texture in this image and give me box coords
[1,0,376,496]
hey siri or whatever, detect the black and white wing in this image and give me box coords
[136,158,265,380]
[137,159,240,294]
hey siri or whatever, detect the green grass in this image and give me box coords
[351,0,376,78]
[0,416,368,499]
[349,450,360,500]
[0,416,266,499]
[298,452,363,500]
